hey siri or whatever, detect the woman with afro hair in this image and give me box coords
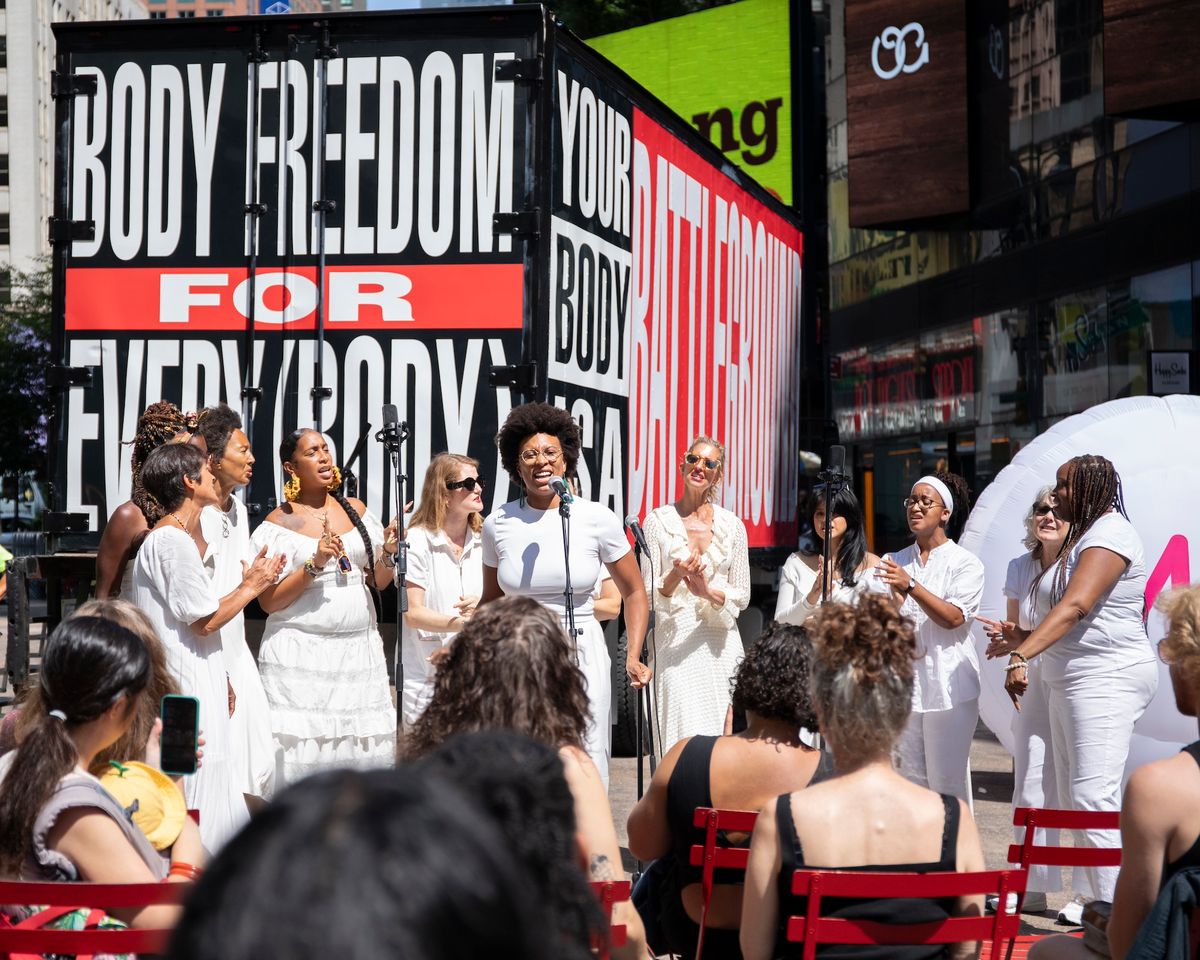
[479,402,649,787]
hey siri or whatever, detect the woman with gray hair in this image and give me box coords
[739,593,986,960]
[977,487,1069,915]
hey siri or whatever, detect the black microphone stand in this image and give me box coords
[816,464,848,603]
[558,491,581,657]
[340,422,372,500]
[376,419,410,726]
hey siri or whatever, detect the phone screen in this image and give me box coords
[160,695,199,776]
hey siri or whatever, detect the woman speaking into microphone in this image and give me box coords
[479,403,648,787]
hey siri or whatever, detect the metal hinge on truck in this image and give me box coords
[51,71,98,99]
[489,363,540,391]
[47,218,95,246]
[493,210,540,239]
[495,57,542,83]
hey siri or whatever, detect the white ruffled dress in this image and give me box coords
[641,504,751,753]
[250,513,396,786]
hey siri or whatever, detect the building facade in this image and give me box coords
[146,0,365,17]
[3,0,148,276]
[821,0,1200,552]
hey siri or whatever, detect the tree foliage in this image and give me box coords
[0,259,53,476]
[550,0,737,39]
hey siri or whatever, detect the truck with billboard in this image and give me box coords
[45,5,806,744]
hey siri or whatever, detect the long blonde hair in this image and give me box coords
[410,453,484,534]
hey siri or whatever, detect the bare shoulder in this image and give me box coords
[347,497,368,516]
[104,501,148,537]
[864,552,883,567]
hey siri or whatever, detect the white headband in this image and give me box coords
[913,476,953,516]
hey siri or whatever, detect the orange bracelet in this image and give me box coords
[169,861,202,881]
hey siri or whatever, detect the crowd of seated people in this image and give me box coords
[5,580,1200,959]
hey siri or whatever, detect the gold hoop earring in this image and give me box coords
[284,473,301,503]
[327,466,342,491]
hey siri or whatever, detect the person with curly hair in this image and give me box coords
[401,453,486,728]
[480,402,649,786]
[639,434,751,753]
[418,730,606,960]
[994,456,1157,922]
[404,596,649,960]
[250,428,400,786]
[196,404,275,803]
[873,470,983,807]
[627,622,830,960]
[94,400,193,598]
[740,594,987,960]
[129,442,285,852]
[1029,585,1200,959]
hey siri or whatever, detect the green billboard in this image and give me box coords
[589,0,793,204]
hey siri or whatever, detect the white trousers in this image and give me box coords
[1046,658,1158,901]
[1010,661,1061,893]
[577,620,612,789]
[896,698,978,810]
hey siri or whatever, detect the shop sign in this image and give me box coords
[1149,351,1193,396]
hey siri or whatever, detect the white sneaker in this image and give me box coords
[1056,894,1088,926]
[985,891,1048,914]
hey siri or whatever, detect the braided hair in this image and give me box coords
[933,469,971,542]
[1032,454,1126,605]
[129,401,186,526]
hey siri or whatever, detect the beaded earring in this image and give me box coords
[283,472,301,503]
[327,465,342,491]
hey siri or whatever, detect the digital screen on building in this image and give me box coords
[589,0,794,204]
[844,0,970,227]
[1103,0,1200,118]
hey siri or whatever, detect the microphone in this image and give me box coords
[375,404,407,450]
[829,444,846,478]
[549,476,574,504]
[625,515,649,554]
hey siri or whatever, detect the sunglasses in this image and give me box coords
[1034,505,1056,517]
[685,453,720,470]
[446,477,486,492]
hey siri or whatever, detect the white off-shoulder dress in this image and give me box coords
[641,504,751,753]
[250,514,396,786]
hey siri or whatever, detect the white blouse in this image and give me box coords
[775,551,877,625]
[887,539,984,713]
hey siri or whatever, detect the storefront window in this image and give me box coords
[1040,287,1108,417]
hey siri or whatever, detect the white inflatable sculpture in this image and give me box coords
[960,395,1200,775]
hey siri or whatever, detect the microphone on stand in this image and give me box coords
[549,476,574,504]
[625,515,650,555]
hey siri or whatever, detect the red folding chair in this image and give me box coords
[688,807,758,960]
[0,879,189,958]
[590,879,632,960]
[784,868,1026,960]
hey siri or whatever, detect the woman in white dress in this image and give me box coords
[479,402,649,788]
[873,470,984,807]
[976,486,1069,915]
[775,486,881,625]
[197,404,276,804]
[129,442,285,853]
[642,435,750,754]
[251,428,399,786]
[401,452,485,728]
[95,401,190,598]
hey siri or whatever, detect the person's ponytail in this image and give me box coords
[0,616,150,875]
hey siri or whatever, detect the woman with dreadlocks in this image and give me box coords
[873,470,984,808]
[999,455,1157,921]
[95,401,196,598]
[251,429,399,786]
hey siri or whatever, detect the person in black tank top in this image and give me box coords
[740,596,987,960]
[1030,587,1200,960]
[628,624,830,960]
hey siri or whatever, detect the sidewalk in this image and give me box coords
[607,721,1070,935]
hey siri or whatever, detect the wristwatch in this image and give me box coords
[903,578,917,595]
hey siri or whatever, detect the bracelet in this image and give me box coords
[303,556,321,578]
[169,861,202,881]
[1009,651,1029,665]
[381,550,397,568]
[1005,661,1028,672]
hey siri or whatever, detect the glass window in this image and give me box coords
[0,154,8,188]
[0,213,10,246]
[1039,287,1108,417]
[1107,263,1194,398]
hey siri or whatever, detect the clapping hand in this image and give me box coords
[242,545,286,593]
[873,556,914,594]
[454,595,479,619]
